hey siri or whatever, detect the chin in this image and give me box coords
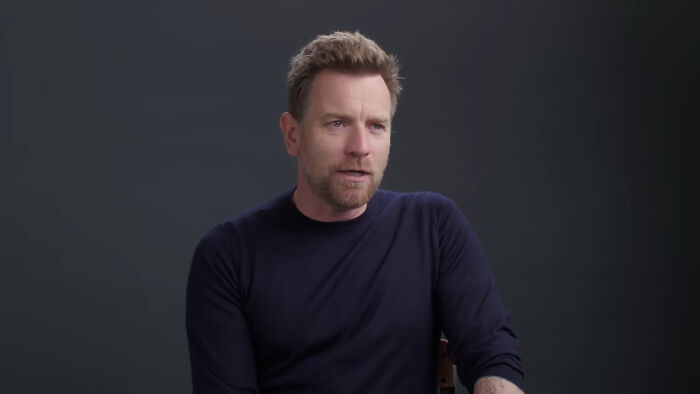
[328,183,378,210]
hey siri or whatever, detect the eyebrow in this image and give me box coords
[320,113,390,124]
[320,112,351,121]
[368,117,390,125]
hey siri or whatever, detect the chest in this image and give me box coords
[242,221,438,358]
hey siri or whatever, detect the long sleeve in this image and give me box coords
[434,196,525,392]
[186,226,258,393]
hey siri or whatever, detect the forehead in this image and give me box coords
[307,70,391,118]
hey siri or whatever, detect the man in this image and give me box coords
[186,31,525,393]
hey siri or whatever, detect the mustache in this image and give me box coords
[331,162,373,174]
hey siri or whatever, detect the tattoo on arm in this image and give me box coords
[474,376,523,393]
[479,376,504,393]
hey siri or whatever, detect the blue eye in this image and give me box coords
[331,120,343,127]
[372,123,385,130]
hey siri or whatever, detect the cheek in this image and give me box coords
[300,138,338,167]
[309,137,343,158]
[375,139,391,160]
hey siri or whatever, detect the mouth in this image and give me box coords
[338,169,370,176]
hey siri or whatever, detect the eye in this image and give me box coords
[330,120,343,128]
[371,123,385,131]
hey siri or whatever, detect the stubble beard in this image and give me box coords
[303,161,386,210]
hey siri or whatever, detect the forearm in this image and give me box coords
[473,376,524,394]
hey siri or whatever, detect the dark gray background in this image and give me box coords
[1,0,697,393]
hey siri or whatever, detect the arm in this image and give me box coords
[433,195,525,393]
[474,376,525,394]
[186,226,258,393]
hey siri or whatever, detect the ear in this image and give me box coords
[280,112,301,157]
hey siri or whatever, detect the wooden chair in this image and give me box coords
[437,338,456,394]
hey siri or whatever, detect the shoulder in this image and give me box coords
[228,190,294,229]
[377,190,477,240]
[373,189,460,217]
[195,191,293,254]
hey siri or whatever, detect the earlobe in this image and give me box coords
[280,112,300,157]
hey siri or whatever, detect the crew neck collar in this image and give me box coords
[283,187,379,229]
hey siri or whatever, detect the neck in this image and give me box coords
[292,184,367,222]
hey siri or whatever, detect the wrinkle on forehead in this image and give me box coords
[307,70,392,123]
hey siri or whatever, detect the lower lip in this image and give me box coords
[338,171,369,181]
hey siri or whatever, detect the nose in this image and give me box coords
[344,125,370,158]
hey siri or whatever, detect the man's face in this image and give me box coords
[294,70,392,210]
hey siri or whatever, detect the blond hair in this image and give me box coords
[287,31,402,120]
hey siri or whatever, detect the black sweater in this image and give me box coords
[186,189,524,393]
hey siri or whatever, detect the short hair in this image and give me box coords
[287,31,402,121]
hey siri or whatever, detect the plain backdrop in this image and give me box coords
[1,1,697,393]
